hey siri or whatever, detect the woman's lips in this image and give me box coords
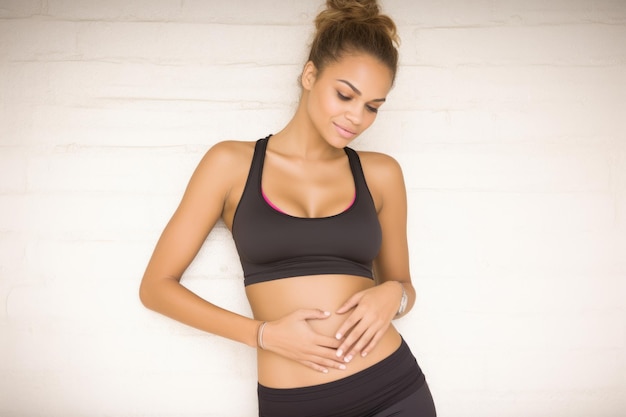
[334,123,356,139]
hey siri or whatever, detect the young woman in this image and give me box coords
[139,0,436,415]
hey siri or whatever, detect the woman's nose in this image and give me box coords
[345,104,363,126]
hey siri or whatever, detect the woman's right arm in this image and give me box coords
[139,141,262,347]
[138,142,345,373]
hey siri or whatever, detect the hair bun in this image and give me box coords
[315,0,399,46]
[325,0,380,21]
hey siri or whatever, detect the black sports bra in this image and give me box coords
[231,136,382,286]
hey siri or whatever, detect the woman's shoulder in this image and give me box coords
[354,149,407,211]
[354,149,404,181]
[194,139,259,172]
[203,139,257,162]
[189,140,259,188]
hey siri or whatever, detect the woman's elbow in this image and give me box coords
[138,278,156,310]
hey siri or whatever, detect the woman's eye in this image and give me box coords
[337,91,379,113]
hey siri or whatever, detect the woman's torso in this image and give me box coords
[220,138,401,388]
[246,275,401,388]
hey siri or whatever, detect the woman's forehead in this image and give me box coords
[323,54,393,95]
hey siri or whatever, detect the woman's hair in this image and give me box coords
[308,0,400,83]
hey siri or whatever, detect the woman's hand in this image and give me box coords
[333,281,404,363]
[261,309,348,374]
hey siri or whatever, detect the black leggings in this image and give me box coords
[257,338,436,417]
[371,383,436,417]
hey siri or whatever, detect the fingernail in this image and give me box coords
[339,364,346,370]
[335,333,342,340]
[344,355,352,363]
[324,311,331,316]
[322,369,328,374]
[361,351,368,358]
[336,349,343,357]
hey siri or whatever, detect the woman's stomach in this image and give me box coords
[245,274,402,388]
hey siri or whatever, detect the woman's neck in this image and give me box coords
[270,98,343,161]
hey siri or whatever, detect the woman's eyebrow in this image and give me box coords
[337,79,386,102]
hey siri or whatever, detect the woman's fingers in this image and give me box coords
[336,313,387,361]
[263,310,350,372]
[316,334,342,349]
[296,346,348,373]
[301,355,346,373]
[297,308,332,320]
[342,326,382,362]
[334,312,359,341]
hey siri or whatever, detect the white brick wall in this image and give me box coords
[1,1,624,416]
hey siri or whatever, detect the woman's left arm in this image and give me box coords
[334,152,416,361]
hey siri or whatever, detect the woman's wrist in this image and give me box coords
[257,321,268,350]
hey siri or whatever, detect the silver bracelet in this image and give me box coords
[396,283,408,317]
[257,321,267,350]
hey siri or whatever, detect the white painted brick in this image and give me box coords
[0,193,178,239]
[1,60,299,146]
[44,62,301,107]
[387,0,495,27]
[413,222,623,280]
[0,233,27,275]
[0,147,27,192]
[21,239,152,285]
[408,25,626,66]
[0,368,257,417]
[410,191,615,236]
[0,318,256,414]
[387,0,626,27]
[489,0,594,24]
[593,0,626,23]
[382,64,626,146]
[46,0,320,25]
[383,108,622,148]
[46,0,183,21]
[394,66,626,112]
[485,350,623,392]
[0,20,79,61]
[26,146,201,193]
[0,62,52,106]
[19,232,243,297]
[0,233,28,321]
[407,191,620,280]
[0,0,42,18]
[180,0,320,24]
[501,229,623,276]
[398,144,611,193]
[20,105,289,147]
[418,309,624,352]
[424,274,625,316]
[75,22,308,65]
[0,69,41,145]
[518,0,625,24]
[613,143,626,232]
[6,283,109,324]
[1,20,309,65]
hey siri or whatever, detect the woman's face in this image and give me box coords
[302,53,393,148]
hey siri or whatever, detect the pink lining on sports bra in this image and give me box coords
[261,188,356,216]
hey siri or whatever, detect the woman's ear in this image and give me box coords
[301,61,318,91]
